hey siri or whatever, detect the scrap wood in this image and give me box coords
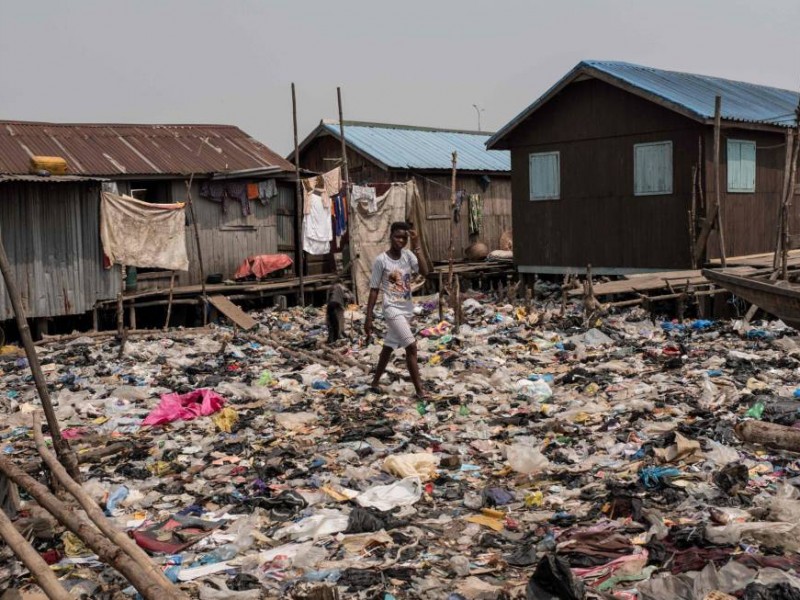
[0,451,187,600]
[0,507,70,600]
[208,295,258,331]
[35,326,214,346]
[735,420,800,451]
[32,413,179,595]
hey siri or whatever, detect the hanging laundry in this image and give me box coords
[332,193,347,237]
[352,185,377,213]
[199,181,252,216]
[454,190,467,224]
[246,183,259,200]
[303,192,333,255]
[302,167,342,215]
[258,179,278,204]
[468,194,483,235]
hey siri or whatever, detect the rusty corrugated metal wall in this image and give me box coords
[0,181,120,320]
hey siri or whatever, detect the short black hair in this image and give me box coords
[390,221,410,234]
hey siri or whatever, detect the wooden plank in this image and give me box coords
[208,295,258,330]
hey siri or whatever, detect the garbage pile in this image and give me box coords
[2,291,800,599]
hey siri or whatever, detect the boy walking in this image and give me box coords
[364,222,430,398]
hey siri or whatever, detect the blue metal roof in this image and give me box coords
[488,60,799,149]
[321,121,510,172]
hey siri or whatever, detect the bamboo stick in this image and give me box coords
[32,414,181,596]
[0,454,178,600]
[0,508,71,600]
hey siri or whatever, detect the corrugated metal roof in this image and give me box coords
[488,60,800,149]
[0,121,294,177]
[317,121,510,172]
[0,174,105,183]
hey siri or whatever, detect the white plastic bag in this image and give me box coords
[506,443,550,474]
[356,477,423,511]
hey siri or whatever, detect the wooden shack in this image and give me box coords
[0,121,298,295]
[487,61,800,275]
[292,120,512,263]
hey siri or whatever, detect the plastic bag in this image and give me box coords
[356,477,423,511]
[514,379,553,402]
[507,443,550,475]
[275,412,318,430]
[383,453,440,482]
[274,509,349,541]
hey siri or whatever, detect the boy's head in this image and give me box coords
[389,221,410,251]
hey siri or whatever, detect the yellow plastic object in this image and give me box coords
[30,156,68,175]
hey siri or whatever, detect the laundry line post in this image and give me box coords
[448,151,458,290]
[292,82,305,306]
[337,86,357,303]
[0,231,81,481]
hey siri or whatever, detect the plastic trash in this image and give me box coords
[356,477,423,511]
[527,554,585,600]
[514,379,553,402]
[274,509,349,541]
[383,453,440,481]
[506,443,550,474]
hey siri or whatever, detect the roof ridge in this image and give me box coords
[322,119,494,136]
[0,120,244,129]
[583,60,799,95]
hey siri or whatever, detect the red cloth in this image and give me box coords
[234,254,293,280]
[246,183,259,200]
[142,389,224,427]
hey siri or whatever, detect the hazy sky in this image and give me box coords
[1,0,798,155]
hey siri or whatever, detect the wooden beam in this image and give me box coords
[208,295,258,330]
[713,96,727,267]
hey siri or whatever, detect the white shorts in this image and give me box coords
[384,314,415,350]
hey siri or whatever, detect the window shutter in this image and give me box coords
[529,152,560,200]
[634,142,672,195]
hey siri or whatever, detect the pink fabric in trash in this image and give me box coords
[142,389,225,427]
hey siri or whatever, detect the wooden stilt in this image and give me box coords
[163,271,176,330]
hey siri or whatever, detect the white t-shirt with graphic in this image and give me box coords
[369,249,419,318]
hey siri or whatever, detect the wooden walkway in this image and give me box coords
[568,250,800,298]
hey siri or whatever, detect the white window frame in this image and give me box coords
[727,139,756,193]
[634,141,673,196]
[528,151,560,201]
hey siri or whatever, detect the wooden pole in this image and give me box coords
[117,265,125,339]
[0,508,71,600]
[292,83,305,306]
[0,455,182,600]
[0,233,80,481]
[163,271,176,330]
[774,129,794,270]
[33,414,180,596]
[448,151,458,290]
[337,86,355,302]
[782,107,800,279]
[689,164,698,269]
[713,96,727,267]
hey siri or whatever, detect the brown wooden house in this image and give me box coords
[487,61,800,275]
[292,120,512,263]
